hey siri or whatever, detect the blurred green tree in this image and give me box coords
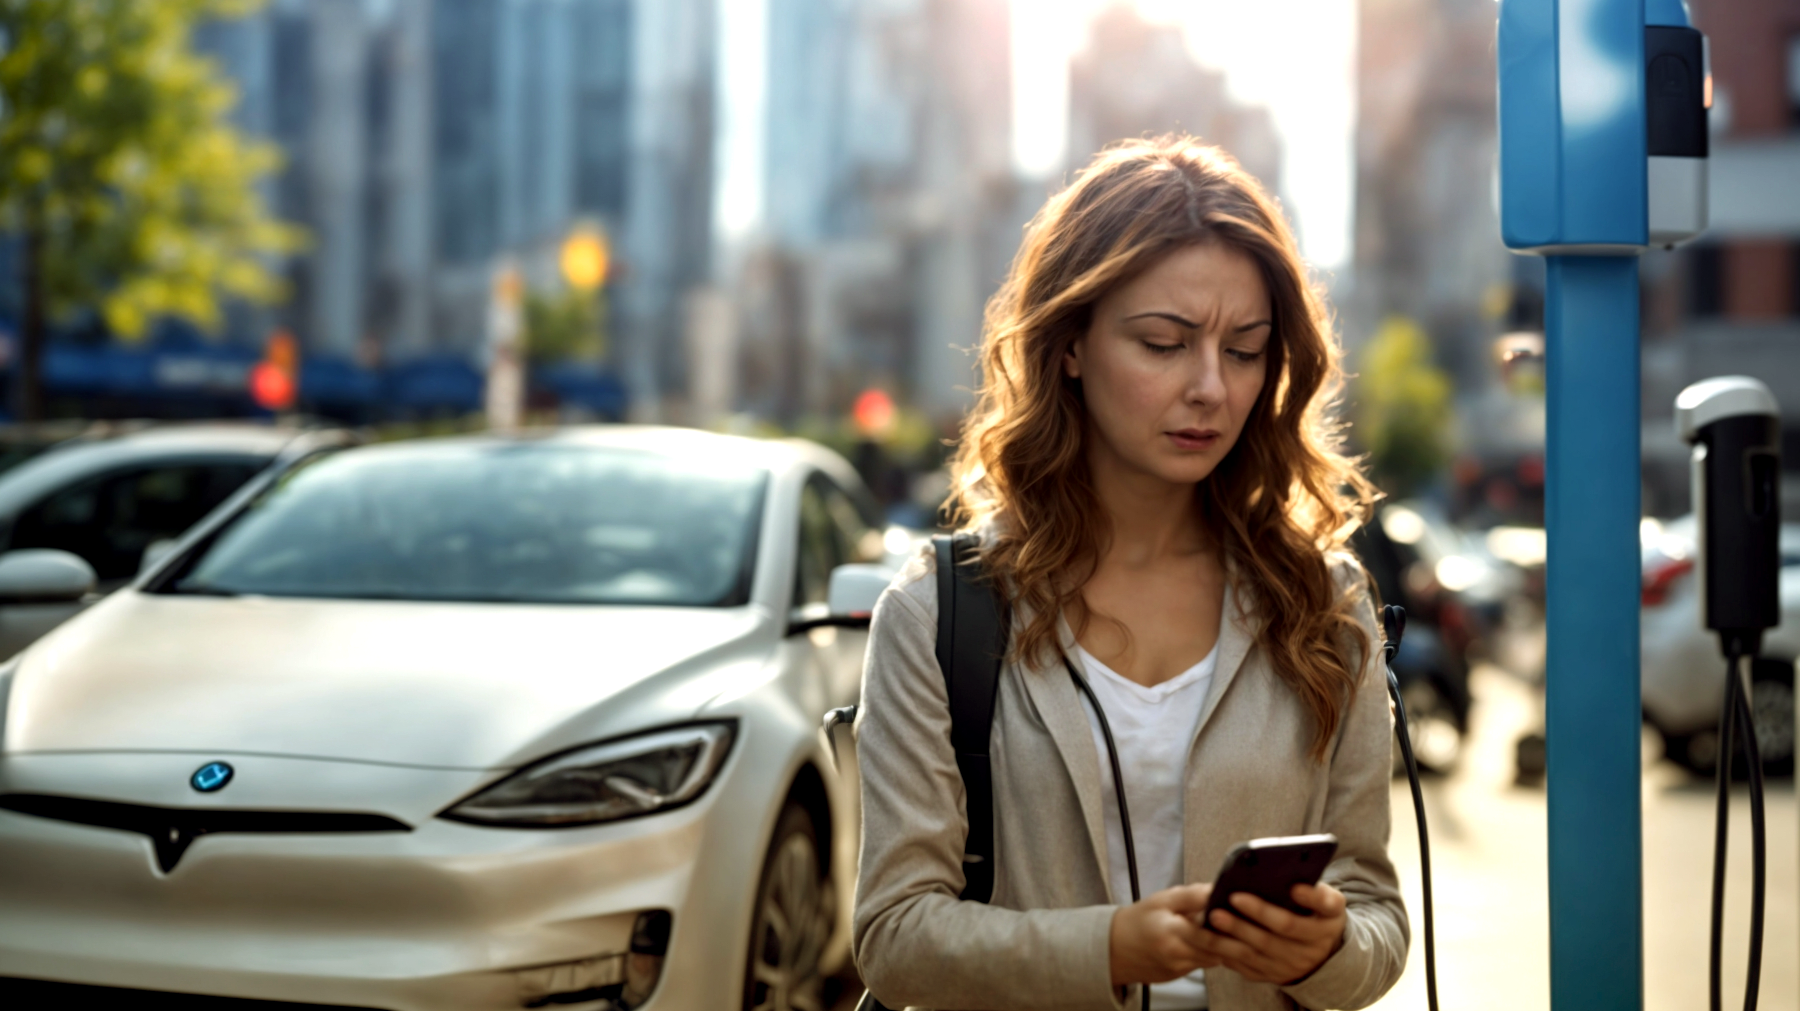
[1356,316,1455,498]
[523,287,606,365]
[0,0,302,418]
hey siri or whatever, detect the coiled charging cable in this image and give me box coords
[1709,646,1766,1011]
[1382,605,1439,1011]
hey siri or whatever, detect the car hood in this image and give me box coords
[2,590,770,769]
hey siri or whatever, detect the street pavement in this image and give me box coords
[1369,664,1797,1011]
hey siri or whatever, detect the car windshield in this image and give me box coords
[163,442,766,605]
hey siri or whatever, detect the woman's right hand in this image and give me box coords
[1109,884,1221,984]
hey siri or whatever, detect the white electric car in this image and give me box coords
[0,427,893,1011]
[1641,514,1800,776]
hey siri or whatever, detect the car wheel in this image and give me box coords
[744,801,834,1011]
[1744,658,1795,779]
[1660,659,1795,779]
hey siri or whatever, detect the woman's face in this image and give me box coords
[1064,241,1272,487]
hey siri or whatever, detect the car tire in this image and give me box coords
[744,800,835,1011]
[1660,659,1795,780]
[1742,658,1795,779]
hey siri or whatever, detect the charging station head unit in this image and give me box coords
[1498,0,1709,255]
[1676,376,1781,639]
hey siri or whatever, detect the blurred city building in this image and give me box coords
[1066,3,1282,201]
[731,0,1017,425]
[49,0,717,421]
[731,0,1285,432]
[1347,0,1529,524]
[1639,0,1800,516]
[1348,0,1508,388]
[1349,0,1800,523]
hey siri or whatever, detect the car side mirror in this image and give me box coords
[827,563,890,623]
[788,563,892,636]
[0,549,97,605]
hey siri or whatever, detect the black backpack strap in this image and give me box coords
[933,532,1008,904]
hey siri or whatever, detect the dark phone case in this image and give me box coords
[1202,834,1338,931]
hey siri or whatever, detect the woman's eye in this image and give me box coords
[1142,341,1183,355]
[1227,348,1266,362]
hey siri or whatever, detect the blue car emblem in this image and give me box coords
[190,762,234,793]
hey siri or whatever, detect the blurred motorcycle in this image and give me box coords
[1351,502,1477,774]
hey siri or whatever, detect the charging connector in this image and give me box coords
[1677,376,1780,1011]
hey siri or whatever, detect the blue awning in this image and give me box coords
[28,337,625,418]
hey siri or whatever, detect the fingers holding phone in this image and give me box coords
[1203,881,1348,985]
[1108,884,1225,985]
[1192,834,1348,985]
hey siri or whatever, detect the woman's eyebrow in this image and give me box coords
[1122,310,1201,327]
[1116,309,1274,332]
[1120,311,1272,333]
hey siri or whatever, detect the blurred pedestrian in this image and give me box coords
[853,137,1407,1011]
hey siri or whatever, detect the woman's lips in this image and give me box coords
[1168,428,1221,451]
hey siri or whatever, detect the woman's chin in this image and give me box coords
[1137,451,1224,487]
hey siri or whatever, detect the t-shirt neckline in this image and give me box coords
[1076,641,1219,702]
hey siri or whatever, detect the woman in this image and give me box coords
[851,137,1407,1011]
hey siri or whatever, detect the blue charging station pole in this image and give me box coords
[1500,0,1707,1007]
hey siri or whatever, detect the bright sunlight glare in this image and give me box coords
[1012,0,1357,269]
[720,0,1355,268]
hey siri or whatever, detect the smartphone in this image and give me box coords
[1201,833,1338,931]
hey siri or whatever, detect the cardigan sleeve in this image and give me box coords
[851,552,1133,1011]
[1280,555,1412,1010]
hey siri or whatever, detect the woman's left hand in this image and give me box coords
[1195,881,1348,985]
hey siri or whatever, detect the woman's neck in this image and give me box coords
[1086,438,1211,566]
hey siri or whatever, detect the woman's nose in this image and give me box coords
[1185,347,1228,406]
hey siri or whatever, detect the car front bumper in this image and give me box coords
[0,750,766,1011]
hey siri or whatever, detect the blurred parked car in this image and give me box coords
[0,427,887,1011]
[0,420,132,477]
[1351,502,1477,773]
[0,424,350,659]
[1640,514,1800,777]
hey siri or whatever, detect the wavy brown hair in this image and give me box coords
[947,136,1377,760]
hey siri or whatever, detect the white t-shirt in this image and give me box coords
[1076,642,1218,1011]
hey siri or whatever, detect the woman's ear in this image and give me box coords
[1063,337,1084,380]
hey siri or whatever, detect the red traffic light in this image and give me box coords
[852,388,895,437]
[250,331,299,411]
[250,361,296,411]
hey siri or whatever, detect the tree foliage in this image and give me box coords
[0,0,301,353]
[1355,316,1455,498]
[524,286,606,365]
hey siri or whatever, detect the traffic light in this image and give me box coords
[560,224,610,291]
[250,329,298,411]
[852,388,895,438]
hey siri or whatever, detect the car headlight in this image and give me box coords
[442,722,735,828]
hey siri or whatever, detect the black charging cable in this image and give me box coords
[1065,605,1435,1011]
[1065,657,1149,1011]
[1381,605,1439,1011]
[1709,645,1766,1011]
